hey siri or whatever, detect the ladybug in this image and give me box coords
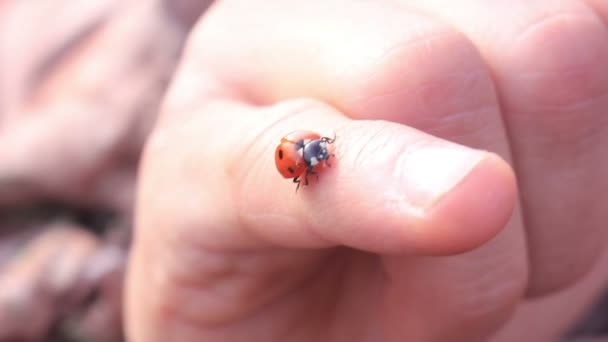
[275,130,336,191]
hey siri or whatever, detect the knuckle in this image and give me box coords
[447,256,527,339]
[147,232,236,327]
[457,272,524,323]
[342,26,498,136]
[507,12,608,111]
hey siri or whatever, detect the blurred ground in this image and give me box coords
[0,0,605,341]
[0,0,210,340]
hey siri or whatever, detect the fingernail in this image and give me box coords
[394,143,485,210]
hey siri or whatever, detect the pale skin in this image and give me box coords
[125,1,608,341]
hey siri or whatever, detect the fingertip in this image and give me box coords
[283,121,517,256]
[415,153,518,255]
[212,100,516,256]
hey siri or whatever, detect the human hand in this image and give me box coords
[126,1,608,341]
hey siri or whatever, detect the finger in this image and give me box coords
[406,0,608,295]
[189,0,519,160]
[493,249,608,341]
[177,1,516,179]
[144,96,515,255]
[185,0,497,132]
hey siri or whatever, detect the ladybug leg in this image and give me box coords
[306,165,319,182]
[293,176,301,192]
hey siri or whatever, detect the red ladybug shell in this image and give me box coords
[275,131,321,178]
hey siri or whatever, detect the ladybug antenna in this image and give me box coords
[322,131,336,144]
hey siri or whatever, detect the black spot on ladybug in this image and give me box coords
[288,167,295,174]
[278,149,284,159]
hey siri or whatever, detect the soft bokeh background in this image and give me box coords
[0,1,209,340]
[0,1,606,341]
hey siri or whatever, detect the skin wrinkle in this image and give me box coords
[348,122,394,170]
[506,19,605,286]
[158,231,242,288]
[150,141,269,250]
[417,69,491,109]
[505,9,608,253]
[327,123,436,228]
[510,63,606,99]
[382,240,524,340]
[458,258,523,319]
[156,241,328,329]
[344,35,483,108]
[503,10,608,111]
[352,69,495,123]
[506,52,608,112]
[275,251,349,342]
[423,105,497,146]
[522,114,608,156]
[524,166,605,261]
[385,4,514,157]
[513,12,596,47]
[514,91,608,115]
[507,94,608,150]
[193,251,337,339]
[338,17,505,157]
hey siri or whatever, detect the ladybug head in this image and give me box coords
[303,136,335,167]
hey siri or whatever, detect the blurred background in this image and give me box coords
[0,1,607,341]
[0,1,210,340]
